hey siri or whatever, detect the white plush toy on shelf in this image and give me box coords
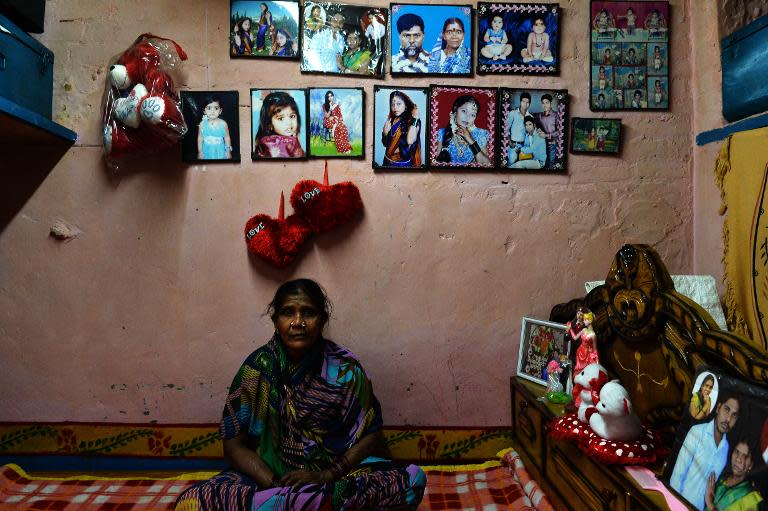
[573,362,608,423]
[588,380,642,442]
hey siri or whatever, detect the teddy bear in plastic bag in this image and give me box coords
[102,33,188,168]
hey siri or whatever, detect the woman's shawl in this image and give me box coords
[220,336,383,477]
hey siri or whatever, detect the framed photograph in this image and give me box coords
[180,91,241,163]
[589,1,670,111]
[308,88,365,158]
[476,3,560,75]
[517,317,569,386]
[498,88,568,171]
[230,1,301,59]
[251,88,308,160]
[427,86,497,169]
[570,117,621,155]
[662,366,768,511]
[390,3,473,77]
[301,2,388,77]
[372,86,428,170]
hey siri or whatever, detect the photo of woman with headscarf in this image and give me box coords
[428,16,472,74]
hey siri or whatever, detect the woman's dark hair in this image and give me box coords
[440,17,465,49]
[268,279,332,326]
[324,90,335,112]
[275,29,295,56]
[344,27,367,52]
[389,90,416,126]
[437,94,478,163]
[723,436,762,481]
[236,17,253,36]
[695,374,715,412]
[256,91,301,139]
[311,5,321,16]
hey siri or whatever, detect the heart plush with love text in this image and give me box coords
[244,193,313,268]
[290,166,363,233]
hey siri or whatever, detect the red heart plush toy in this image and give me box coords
[289,163,363,233]
[244,192,313,268]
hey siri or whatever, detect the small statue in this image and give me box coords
[572,309,599,382]
[545,350,564,393]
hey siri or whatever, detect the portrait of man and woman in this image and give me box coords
[301,2,387,77]
[664,369,768,511]
[373,86,427,169]
[389,3,473,76]
[476,3,560,74]
[230,1,300,58]
[499,88,568,171]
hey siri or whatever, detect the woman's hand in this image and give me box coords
[704,472,715,510]
[455,126,475,144]
[279,469,331,488]
[383,117,392,134]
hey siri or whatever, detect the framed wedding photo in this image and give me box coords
[251,88,308,160]
[589,1,670,111]
[180,91,241,163]
[517,317,569,386]
[476,2,560,75]
[230,0,301,59]
[570,117,622,155]
[427,86,497,170]
[389,3,473,77]
[372,86,428,170]
[308,87,365,158]
[301,2,388,77]
[498,88,568,171]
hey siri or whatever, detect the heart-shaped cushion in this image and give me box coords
[244,213,312,268]
[290,167,362,233]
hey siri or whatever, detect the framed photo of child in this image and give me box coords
[517,317,569,387]
[230,0,301,59]
[250,88,308,160]
[476,3,560,75]
[389,3,473,77]
[180,91,241,163]
[308,88,365,158]
[427,86,497,170]
[372,86,428,170]
[589,1,670,111]
[301,2,388,77]
[570,117,621,155]
[498,88,568,171]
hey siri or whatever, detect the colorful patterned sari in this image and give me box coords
[175,337,426,510]
[383,118,421,167]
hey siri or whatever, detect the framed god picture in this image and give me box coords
[570,117,621,155]
[476,2,560,75]
[498,88,568,171]
[180,91,241,163]
[589,1,670,111]
[251,88,308,160]
[372,86,428,170]
[517,317,569,387]
[308,87,365,158]
[389,3,473,77]
[230,0,301,59]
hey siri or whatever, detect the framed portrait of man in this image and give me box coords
[389,3,473,77]
[230,0,301,59]
[372,86,428,170]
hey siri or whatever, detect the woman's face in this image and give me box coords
[346,32,360,50]
[454,100,477,128]
[326,92,334,103]
[730,442,753,478]
[311,6,320,18]
[701,379,713,396]
[260,4,266,12]
[391,96,406,117]
[443,22,464,50]
[277,32,287,47]
[273,291,323,360]
[242,19,251,31]
[271,105,298,136]
[204,102,222,120]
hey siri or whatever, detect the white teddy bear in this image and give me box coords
[588,380,642,442]
[573,362,608,423]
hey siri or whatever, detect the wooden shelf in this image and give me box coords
[0,96,76,146]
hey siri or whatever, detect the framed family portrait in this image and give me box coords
[251,88,308,160]
[308,87,365,158]
[476,3,560,75]
[570,117,622,155]
[427,86,497,170]
[517,317,569,387]
[180,90,241,163]
[230,0,301,59]
[301,2,388,77]
[590,1,670,111]
[498,88,568,171]
[662,366,768,511]
[389,3,473,77]
[372,86,428,170]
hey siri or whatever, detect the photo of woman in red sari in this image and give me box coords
[322,90,352,154]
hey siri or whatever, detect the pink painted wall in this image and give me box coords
[0,0,695,426]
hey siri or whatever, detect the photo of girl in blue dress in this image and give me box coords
[180,91,241,163]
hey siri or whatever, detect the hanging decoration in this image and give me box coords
[244,192,313,268]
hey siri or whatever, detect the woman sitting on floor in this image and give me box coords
[176,279,426,511]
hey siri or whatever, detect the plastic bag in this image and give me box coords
[101,33,188,169]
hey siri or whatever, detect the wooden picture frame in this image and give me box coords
[390,3,474,77]
[476,2,560,75]
[180,91,241,163]
[308,87,365,158]
[250,88,309,160]
[517,317,569,387]
[570,117,622,155]
[372,85,428,170]
[589,1,670,111]
[230,0,301,59]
